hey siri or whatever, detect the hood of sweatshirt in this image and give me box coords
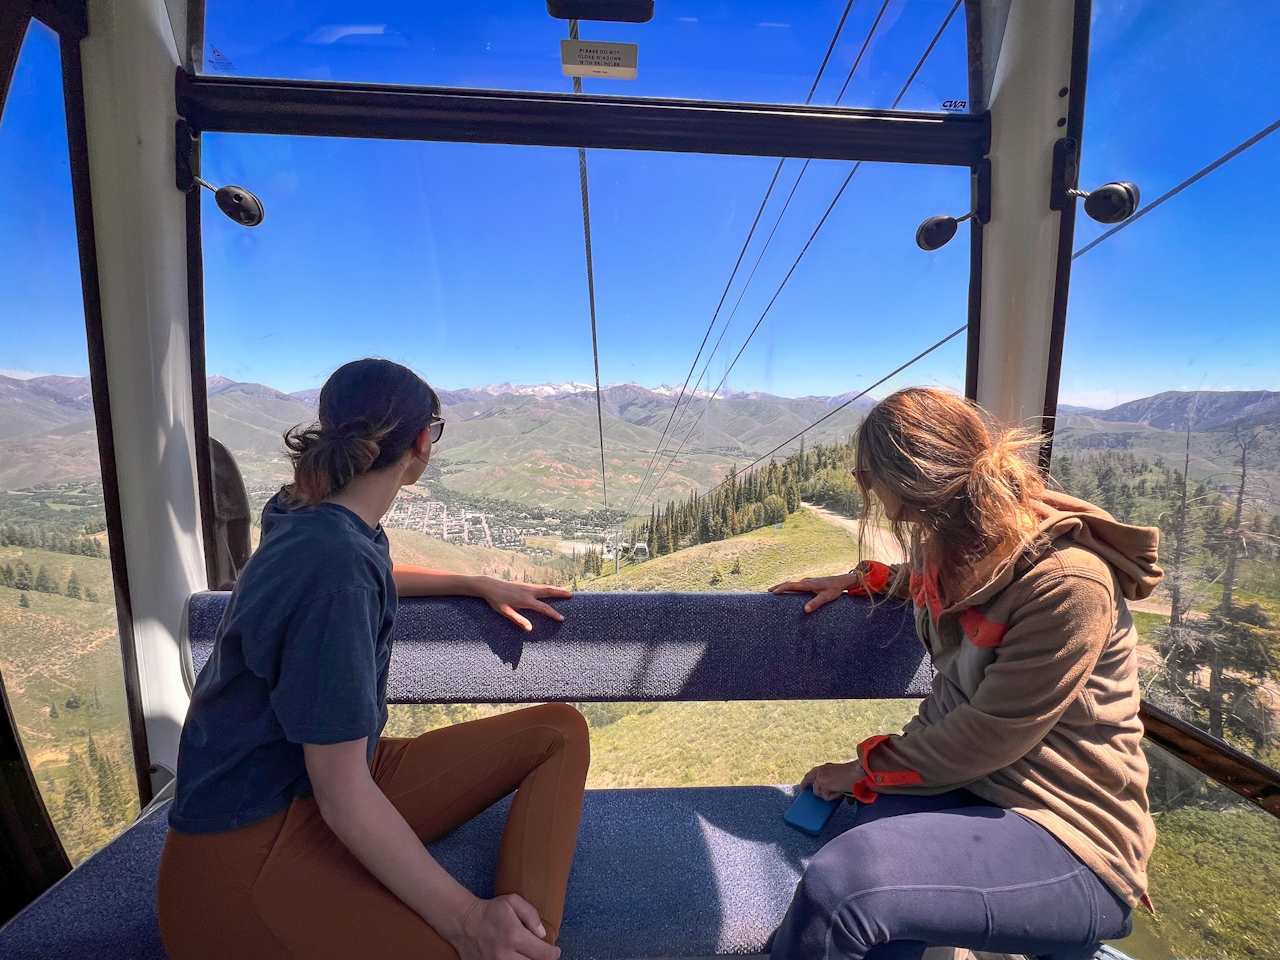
[939,489,1164,612]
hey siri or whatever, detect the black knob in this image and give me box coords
[1083,181,1140,224]
[215,185,265,227]
[915,215,958,251]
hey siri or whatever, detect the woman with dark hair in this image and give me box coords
[768,386,1160,960]
[158,359,589,960]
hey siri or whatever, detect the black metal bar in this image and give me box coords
[1039,0,1091,470]
[175,72,990,165]
[0,670,69,924]
[0,3,30,116]
[964,157,989,401]
[1141,701,1280,819]
[31,0,86,42]
[964,217,983,401]
[181,125,219,588]
[60,35,154,808]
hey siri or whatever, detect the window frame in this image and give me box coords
[175,1,1280,826]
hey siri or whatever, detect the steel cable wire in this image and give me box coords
[635,0,962,511]
[626,0,862,515]
[569,19,609,506]
[1072,116,1280,261]
[630,0,897,514]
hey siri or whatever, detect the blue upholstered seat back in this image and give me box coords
[183,590,933,702]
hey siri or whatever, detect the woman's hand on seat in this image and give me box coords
[455,893,560,960]
[476,579,573,632]
[769,574,858,613]
[800,760,865,801]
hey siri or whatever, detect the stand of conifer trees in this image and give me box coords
[638,439,864,559]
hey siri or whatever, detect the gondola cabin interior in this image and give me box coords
[0,1,1277,958]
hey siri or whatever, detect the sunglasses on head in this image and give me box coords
[427,416,446,444]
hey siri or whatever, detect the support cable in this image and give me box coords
[626,0,860,515]
[1073,116,1280,261]
[691,324,967,504]
[635,0,962,511]
[569,18,608,507]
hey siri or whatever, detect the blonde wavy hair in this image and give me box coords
[853,387,1047,589]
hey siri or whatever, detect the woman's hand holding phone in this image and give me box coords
[800,759,865,801]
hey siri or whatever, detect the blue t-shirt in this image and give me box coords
[169,492,397,834]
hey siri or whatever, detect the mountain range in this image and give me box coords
[2,374,1276,509]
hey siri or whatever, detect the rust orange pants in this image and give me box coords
[157,703,590,960]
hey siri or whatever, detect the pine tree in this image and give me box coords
[730,556,742,575]
[66,570,83,600]
[84,585,99,603]
[0,562,13,588]
[18,592,29,608]
[87,733,126,827]
[14,563,32,591]
[34,565,54,594]
[49,701,59,719]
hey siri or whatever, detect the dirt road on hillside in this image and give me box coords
[804,503,905,563]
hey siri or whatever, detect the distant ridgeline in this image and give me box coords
[639,438,863,559]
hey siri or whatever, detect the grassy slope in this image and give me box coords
[582,507,871,593]
[0,545,138,862]
[389,508,919,788]
[1124,807,1280,960]
[385,528,568,582]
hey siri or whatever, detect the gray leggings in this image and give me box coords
[770,791,1132,960]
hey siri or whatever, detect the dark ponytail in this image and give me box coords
[284,359,440,505]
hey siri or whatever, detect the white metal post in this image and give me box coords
[974,0,1078,428]
[78,0,202,791]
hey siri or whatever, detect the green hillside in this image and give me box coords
[0,545,138,864]
[385,527,571,582]
[581,507,871,593]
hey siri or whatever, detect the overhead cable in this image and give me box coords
[569,18,609,506]
[1073,115,1280,260]
[626,0,861,516]
[636,0,963,510]
[630,0,898,514]
[692,323,967,503]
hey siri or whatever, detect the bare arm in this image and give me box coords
[393,565,572,631]
[304,738,559,960]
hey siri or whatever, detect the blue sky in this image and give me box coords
[2,0,1277,407]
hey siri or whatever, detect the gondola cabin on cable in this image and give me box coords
[0,1,1277,959]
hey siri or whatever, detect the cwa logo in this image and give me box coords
[942,100,967,111]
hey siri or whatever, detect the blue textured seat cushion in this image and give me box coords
[0,787,854,959]
[186,591,931,702]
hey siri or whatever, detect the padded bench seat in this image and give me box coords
[0,785,858,960]
[2,591,930,958]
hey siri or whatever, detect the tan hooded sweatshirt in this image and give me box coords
[853,491,1162,907]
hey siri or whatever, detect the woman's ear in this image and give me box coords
[413,427,431,462]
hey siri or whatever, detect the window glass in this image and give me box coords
[1055,0,1280,769]
[201,121,966,769]
[385,699,922,788]
[0,21,140,863]
[1108,742,1280,960]
[200,134,967,573]
[200,0,968,112]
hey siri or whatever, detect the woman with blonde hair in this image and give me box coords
[769,386,1160,960]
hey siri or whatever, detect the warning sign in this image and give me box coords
[560,40,638,80]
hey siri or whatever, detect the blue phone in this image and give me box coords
[784,786,842,836]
